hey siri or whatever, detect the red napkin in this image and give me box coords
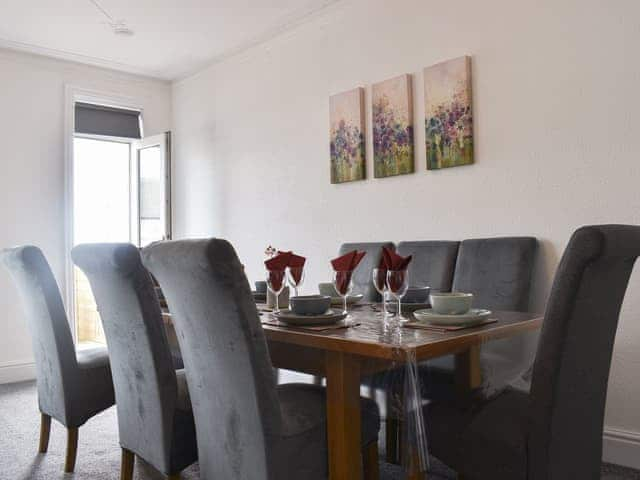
[265,251,292,271]
[331,250,366,272]
[331,250,366,294]
[381,246,412,271]
[374,255,388,291]
[278,250,306,283]
[265,252,292,292]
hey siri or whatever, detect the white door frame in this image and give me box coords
[63,85,144,342]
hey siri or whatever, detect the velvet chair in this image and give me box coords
[0,245,115,473]
[72,243,197,480]
[395,241,460,293]
[338,242,394,302]
[142,238,381,480]
[427,225,640,479]
[422,236,538,399]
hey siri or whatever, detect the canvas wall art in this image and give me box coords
[424,56,474,170]
[329,87,366,184]
[372,74,414,178]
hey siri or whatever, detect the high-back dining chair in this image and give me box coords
[339,242,394,302]
[422,236,538,399]
[72,243,197,480]
[142,238,381,480]
[0,245,115,473]
[395,241,460,293]
[427,225,640,479]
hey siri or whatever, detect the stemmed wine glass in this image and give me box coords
[387,270,409,322]
[372,268,388,317]
[333,270,354,315]
[287,266,305,298]
[266,269,286,314]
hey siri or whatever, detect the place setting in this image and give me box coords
[260,248,367,331]
[405,292,495,332]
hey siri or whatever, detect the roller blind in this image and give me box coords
[75,102,141,139]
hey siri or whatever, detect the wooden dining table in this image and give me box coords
[260,306,543,480]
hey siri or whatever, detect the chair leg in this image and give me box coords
[64,427,79,473]
[363,442,380,480]
[38,413,51,453]
[120,448,135,480]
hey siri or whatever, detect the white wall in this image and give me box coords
[0,48,172,383]
[172,0,640,467]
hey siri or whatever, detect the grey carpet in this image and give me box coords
[1,381,638,479]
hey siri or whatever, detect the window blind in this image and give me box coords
[75,102,141,139]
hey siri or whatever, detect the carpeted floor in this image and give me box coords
[1,381,638,480]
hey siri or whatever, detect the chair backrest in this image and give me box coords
[396,241,460,292]
[1,246,78,425]
[529,225,640,479]
[452,236,537,311]
[142,239,282,480]
[72,243,178,472]
[339,241,394,301]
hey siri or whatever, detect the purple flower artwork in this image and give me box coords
[329,88,366,184]
[424,56,474,170]
[372,74,414,178]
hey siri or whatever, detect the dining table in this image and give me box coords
[259,305,543,480]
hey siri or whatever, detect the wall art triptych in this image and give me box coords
[329,55,474,184]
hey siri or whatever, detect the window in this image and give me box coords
[71,100,171,343]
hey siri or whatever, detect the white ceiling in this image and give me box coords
[0,0,338,81]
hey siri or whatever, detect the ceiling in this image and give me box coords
[0,0,338,81]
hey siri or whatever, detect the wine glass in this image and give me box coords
[387,270,409,322]
[287,266,305,298]
[333,270,354,315]
[372,268,388,316]
[266,269,286,314]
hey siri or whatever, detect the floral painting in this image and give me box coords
[330,87,366,184]
[424,56,474,170]
[372,74,414,178]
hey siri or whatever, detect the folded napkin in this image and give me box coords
[381,246,412,271]
[331,250,366,271]
[278,250,306,283]
[265,252,291,292]
[331,250,366,295]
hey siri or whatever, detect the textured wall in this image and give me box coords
[172,0,640,464]
[0,48,172,382]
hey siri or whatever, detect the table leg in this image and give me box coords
[455,345,482,396]
[326,351,362,480]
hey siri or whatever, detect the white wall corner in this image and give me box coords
[0,361,36,384]
[603,427,640,470]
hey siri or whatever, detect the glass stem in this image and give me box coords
[343,295,348,315]
[397,298,402,320]
[382,290,387,316]
[274,292,280,314]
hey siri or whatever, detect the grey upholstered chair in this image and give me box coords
[142,238,381,480]
[426,225,640,479]
[0,245,115,473]
[395,241,460,292]
[422,236,538,398]
[339,242,394,302]
[72,243,197,480]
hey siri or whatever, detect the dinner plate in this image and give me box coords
[413,308,492,326]
[386,302,431,313]
[274,309,347,326]
[330,294,364,306]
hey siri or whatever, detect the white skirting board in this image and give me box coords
[603,427,640,470]
[0,361,36,384]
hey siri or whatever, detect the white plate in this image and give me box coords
[413,308,492,326]
[330,294,364,306]
[274,309,347,326]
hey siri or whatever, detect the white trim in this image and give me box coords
[603,427,640,470]
[0,361,36,384]
[0,37,165,79]
[63,85,145,342]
